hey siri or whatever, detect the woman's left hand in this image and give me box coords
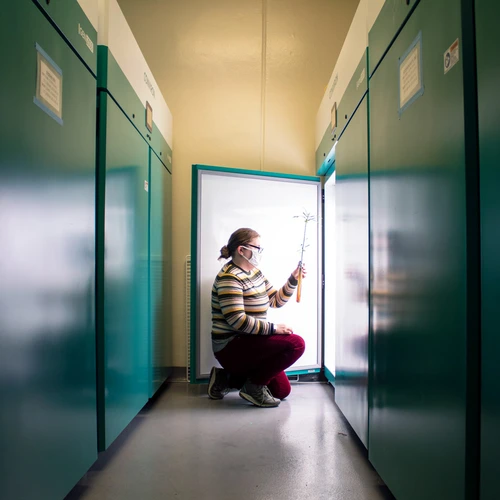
[292,262,307,281]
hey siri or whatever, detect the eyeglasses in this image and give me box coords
[242,244,264,254]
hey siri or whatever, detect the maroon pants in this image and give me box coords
[214,334,306,400]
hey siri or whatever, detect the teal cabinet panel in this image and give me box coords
[369,1,468,499]
[476,1,500,499]
[98,47,172,166]
[335,97,369,448]
[337,52,368,142]
[149,152,173,397]
[369,0,419,77]
[317,52,368,176]
[315,124,336,175]
[34,0,97,75]
[98,47,148,142]
[97,94,150,450]
[151,125,173,174]
[0,2,97,499]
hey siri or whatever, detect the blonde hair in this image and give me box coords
[218,228,260,260]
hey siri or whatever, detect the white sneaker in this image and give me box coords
[239,382,280,408]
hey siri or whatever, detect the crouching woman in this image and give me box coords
[208,228,306,408]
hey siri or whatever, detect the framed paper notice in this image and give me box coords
[34,43,63,125]
[398,32,424,116]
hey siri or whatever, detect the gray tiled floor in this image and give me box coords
[67,382,394,500]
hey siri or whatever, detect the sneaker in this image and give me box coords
[207,367,229,400]
[239,382,280,408]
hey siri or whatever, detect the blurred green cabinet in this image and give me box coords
[368,1,468,498]
[0,1,97,498]
[476,1,500,499]
[335,97,369,448]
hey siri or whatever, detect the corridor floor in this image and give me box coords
[66,381,395,500]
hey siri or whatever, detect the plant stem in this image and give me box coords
[299,219,308,265]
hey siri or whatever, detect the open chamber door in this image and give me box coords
[191,165,322,381]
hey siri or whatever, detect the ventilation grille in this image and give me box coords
[185,255,191,381]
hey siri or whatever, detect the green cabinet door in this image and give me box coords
[335,97,369,448]
[33,0,97,75]
[337,53,368,142]
[476,1,500,499]
[369,0,419,76]
[97,93,150,450]
[0,2,97,499]
[149,152,173,397]
[369,1,468,499]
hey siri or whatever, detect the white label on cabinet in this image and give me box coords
[444,39,459,74]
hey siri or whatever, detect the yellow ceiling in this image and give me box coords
[117,0,360,174]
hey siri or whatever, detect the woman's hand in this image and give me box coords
[275,324,293,335]
[292,262,307,281]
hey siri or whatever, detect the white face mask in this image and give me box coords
[241,246,262,267]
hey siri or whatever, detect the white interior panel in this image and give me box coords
[197,170,321,379]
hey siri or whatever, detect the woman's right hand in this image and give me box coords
[275,324,293,335]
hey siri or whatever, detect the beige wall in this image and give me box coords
[118,0,360,368]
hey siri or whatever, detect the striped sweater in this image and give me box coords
[211,261,297,351]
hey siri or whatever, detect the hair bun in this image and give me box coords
[219,245,230,260]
